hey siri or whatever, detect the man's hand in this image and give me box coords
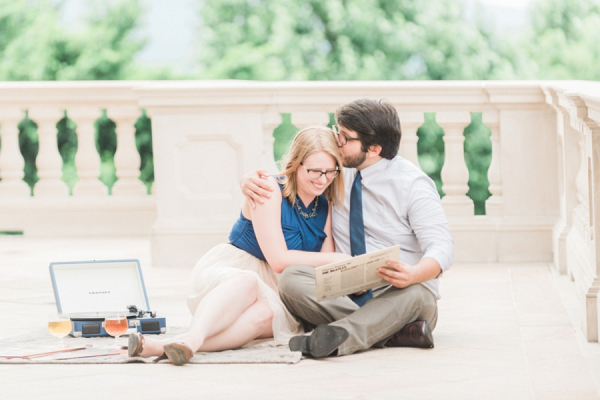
[376,260,417,289]
[240,169,274,208]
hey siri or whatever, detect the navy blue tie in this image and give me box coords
[348,171,373,306]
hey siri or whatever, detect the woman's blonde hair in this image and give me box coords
[278,126,344,206]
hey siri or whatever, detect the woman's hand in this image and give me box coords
[240,169,274,208]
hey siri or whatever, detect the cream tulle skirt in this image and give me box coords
[186,243,303,346]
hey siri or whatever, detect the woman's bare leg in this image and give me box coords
[197,297,274,352]
[138,274,261,357]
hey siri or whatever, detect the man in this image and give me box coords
[241,99,454,358]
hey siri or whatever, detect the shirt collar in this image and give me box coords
[358,157,392,186]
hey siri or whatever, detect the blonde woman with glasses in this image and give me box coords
[128,126,350,365]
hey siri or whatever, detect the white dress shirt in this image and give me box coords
[332,156,454,299]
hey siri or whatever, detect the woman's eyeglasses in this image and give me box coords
[300,163,339,179]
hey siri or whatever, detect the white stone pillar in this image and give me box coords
[262,112,281,174]
[0,108,30,196]
[437,111,473,215]
[483,111,503,216]
[69,107,107,196]
[107,106,146,196]
[291,112,330,130]
[28,107,68,196]
[398,111,424,167]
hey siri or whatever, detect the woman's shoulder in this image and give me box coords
[255,176,282,195]
[259,176,284,204]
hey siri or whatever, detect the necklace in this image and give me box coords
[294,196,319,219]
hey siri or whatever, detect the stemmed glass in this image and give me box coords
[48,313,72,348]
[103,313,129,349]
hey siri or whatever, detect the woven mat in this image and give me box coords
[0,328,301,364]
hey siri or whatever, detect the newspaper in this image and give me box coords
[315,245,400,302]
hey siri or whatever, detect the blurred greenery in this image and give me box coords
[273,114,297,165]
[17,114,38,195]
[0,0,598,214]
[464,113,492,215]
[417,113,445,198]
[198,0,518,80]
[0,0,147,80]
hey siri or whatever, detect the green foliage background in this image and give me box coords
[1,0,599,212]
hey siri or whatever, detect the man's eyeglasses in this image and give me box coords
[300,163,339,179]
[332,125,362,146]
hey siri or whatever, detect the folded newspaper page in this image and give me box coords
[315,245,400,302]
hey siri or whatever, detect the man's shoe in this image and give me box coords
[289,325,349,358]
[386,320,434,348]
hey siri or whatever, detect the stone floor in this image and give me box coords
[1,236,600,399]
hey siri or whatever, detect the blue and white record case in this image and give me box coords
[49,259,166,337]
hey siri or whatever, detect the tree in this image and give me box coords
[525,0,600,80]
[0,0,147,81]
[198,0,519,81]
[0,0,155,192]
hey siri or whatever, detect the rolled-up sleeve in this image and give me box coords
[407,176,454,272]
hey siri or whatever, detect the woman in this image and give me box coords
[128,126,351,365]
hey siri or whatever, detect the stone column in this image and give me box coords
[107,106,147,196]
[70,106,107,196]
[437,111,473,215]
[0,108,30,196]
[28,107,68,196]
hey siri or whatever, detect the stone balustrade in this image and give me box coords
[135,81,563,269]
[0,82,155,236]
[543,82,600,342]
[2,80,600,344]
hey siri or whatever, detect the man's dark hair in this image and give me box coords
[335,99,401,160]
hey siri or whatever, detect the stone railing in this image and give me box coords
[543,82,600,342]
[0,82,155,236]
[137,81,562,268]
[2,80,600,343]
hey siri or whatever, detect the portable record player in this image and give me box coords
[49,259,167,338]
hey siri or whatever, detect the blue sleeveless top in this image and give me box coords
[229,185,329,261]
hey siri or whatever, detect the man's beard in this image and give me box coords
[343,152,367,169]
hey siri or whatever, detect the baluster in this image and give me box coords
[437,111,473,215]
[107,106,147,196]
[398,111,424,167]
[569,107,591,239]
[262,112,281,174]
[0,108,30,196]
[291,112,330,130]
[483,111,503,215]
[28,107,68,196]
[69,107,107,196]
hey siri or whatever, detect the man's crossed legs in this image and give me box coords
[279,265,437,357]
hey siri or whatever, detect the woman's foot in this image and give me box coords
[128,333,169,358]
[128,332,145,357]
[163,342,194,366]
